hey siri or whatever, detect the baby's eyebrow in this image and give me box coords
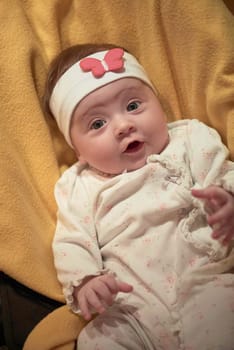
[75,84,144,120]
[77,103,106,121]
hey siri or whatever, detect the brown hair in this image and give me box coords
[43,43,124,117]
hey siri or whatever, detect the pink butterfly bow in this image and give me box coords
[79,48,124,78]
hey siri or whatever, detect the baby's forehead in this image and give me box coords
[75,78,151,113]
[87,77,151,100]
[109,77,149,90]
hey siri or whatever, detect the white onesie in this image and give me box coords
[53,119,234,349]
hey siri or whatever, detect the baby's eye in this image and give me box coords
[91,119,106,130]
[127,101,141,112]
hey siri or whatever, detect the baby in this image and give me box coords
[45,43,234,349]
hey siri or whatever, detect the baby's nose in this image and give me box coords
[114,118,136,137]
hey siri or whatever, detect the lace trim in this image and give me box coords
[179,206,228,261]
[63,268,111,314]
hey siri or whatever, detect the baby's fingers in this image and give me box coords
[191,188,216,202]
[207,203,233,226]
[212,226,234,245]
[79,294,92,321]
[102,274,133,294]
[222,231,234,245]
[79,289,105,320]
[192,186,226,204]
[95,280,116,306]
[117,280,133,293]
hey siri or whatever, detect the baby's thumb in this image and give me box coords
[117,280,133,293]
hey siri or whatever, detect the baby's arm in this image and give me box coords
[192,186,234,244]
[74,274,133,320]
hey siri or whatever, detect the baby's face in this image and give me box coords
[70,78,169,175]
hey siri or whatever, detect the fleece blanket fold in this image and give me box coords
[0,0,233,349]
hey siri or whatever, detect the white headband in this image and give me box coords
[49,48,155,147]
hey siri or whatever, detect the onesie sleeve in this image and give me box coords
[187,119,234,193]
[52,164,108,313]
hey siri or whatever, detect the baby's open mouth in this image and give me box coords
[125,141,144,153]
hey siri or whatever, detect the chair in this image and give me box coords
[0,273,62,350]
[0,1,233,349]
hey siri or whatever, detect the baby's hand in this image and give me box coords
[192,186,234,245]
[75,274,133,321]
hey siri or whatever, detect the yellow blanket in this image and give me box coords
[0,0,233,349]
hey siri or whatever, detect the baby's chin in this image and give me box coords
[125,159,148,173]
[107,160,148,175]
